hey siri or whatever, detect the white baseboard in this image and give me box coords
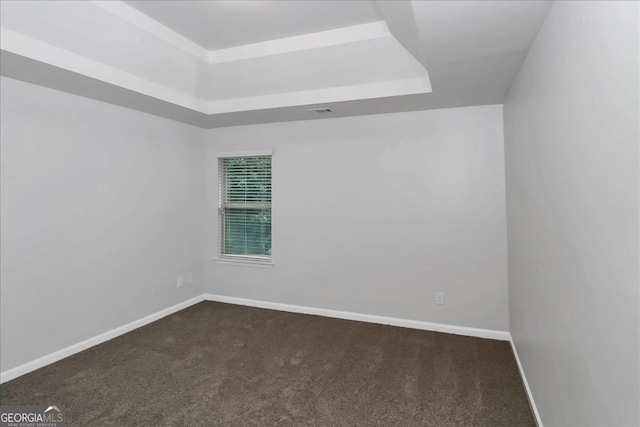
[510,338,543,427]
[0,295,205,384]
[203,293,511,341]
[1,293,512,385]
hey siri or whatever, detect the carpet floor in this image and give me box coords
[1,302,534,426]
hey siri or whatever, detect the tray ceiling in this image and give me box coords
[125,0,381,51]
[0,1,551,129]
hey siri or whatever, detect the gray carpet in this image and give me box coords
[1,302,535,426]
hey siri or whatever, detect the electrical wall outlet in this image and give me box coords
[177,276,184,288]
[435,291,445,305]
[187,272,194,285]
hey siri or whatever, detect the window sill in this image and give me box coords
[213,257,274,268]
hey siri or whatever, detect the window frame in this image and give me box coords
[216,150,273,266]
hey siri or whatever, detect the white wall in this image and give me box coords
[504,2,639,426]
[205,105,509,332]
[0,77,205,372]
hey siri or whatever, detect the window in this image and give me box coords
[218,151,272,263]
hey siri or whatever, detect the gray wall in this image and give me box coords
[0,77,205,372]
[205,105,510,332]
[504,2,639,426]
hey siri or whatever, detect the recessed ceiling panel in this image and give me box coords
[124,0,381,50]
[203,37,428,101]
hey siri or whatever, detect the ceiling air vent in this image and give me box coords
[305,107,333,114]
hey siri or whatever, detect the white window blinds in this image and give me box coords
[218,155,272,261]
